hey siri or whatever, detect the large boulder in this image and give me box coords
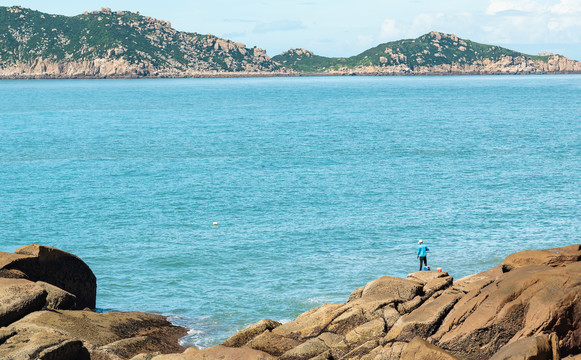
[489,333,559,360]
[0,278,47,326]
[0,244,97,309]
[0,327,89,360]
[502,244,581,271]
[2,310,187,359]
[357,276,423,302]
[432,261,581,359]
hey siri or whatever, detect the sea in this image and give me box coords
[0,75,579,348]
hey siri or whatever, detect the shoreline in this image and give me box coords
[2,70,581,80]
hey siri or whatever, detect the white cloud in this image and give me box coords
[485,0,543,15]
[379,12,476,43]
[482,0,581,44]
[550,0,581,14]
[379,19,403,41]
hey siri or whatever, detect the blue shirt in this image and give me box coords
[417,244,429,257]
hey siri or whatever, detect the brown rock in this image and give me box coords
[360,276,423,302]
[424,276,453,296]
[1,244,97,309]
[279,338,329,360]
[151,345,276,360]
[246,330,301,356]
[222,319,281,347]
[489,333,558,360]
[387,292,461,342]
[400,337,459,360]
[373,342,409,360]
[272,303,346,340]
[317,332,350,358]
[345,318,386,347]
[0,326,90,360]
[36,281,76,310]
[406,271,449,285]
[502,244,581,271]
[433,262,581,359]
[0,278,47,326]
[451,265,502,293]
[6,310,187,358]
[340,339,379,359]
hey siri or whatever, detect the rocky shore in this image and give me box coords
[1,54,580,79]
[1,244,580,360]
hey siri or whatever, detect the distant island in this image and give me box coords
[1,6,580,79]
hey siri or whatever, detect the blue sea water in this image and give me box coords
[0,75,580,347]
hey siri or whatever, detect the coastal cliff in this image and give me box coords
[1,244,580,359]
[1,7,580,78]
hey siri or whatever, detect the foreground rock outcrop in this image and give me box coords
[0,245,187,360]
[1,243,579,359]
[148,244,580,360]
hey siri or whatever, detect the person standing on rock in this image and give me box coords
[417,240,429,271]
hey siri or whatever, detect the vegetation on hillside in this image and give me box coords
[0,6,278,72]
[272,32,551,73]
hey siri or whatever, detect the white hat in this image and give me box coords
[418,240,423,244]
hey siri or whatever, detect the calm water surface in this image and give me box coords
[0,75,579,347]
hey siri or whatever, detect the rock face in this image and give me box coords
[0,244,187,360]
[147,244,579,360]
[0,244,96,309]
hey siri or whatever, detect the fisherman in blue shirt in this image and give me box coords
[417,240,429,271]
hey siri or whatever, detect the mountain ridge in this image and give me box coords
[273,31,581,75]
[1,6,580,78]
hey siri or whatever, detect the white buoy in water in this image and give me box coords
[213,222,218,226]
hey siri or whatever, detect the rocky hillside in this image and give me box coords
[0,6,282,78]
[273,32,581,75]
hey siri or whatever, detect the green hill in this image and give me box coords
[0,6,279,74]
[272,32,553,73]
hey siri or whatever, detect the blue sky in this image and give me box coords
[4,0,581,60]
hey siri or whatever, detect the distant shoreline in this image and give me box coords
[2,70,581,80]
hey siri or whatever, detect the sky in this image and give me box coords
[3,0,581,60]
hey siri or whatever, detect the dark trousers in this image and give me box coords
[419,256,427,271]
